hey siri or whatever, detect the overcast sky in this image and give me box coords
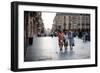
[42,12,56,30]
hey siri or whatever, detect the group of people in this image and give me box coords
[58,30,75,51]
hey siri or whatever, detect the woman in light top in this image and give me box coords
[64,31,69,51]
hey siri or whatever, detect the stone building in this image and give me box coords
[24,11,44,38]
[24,11,44,56]
[52,13,90,32]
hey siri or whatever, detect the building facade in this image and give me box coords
[24,11,44,38]
[24,11,44,56]
[52,13,90,32]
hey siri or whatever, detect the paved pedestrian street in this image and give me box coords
[24,36,90,62]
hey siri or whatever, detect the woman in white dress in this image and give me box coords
[64,31,69,51]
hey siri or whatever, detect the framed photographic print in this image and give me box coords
[11,1,98,71]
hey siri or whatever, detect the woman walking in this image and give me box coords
[58,30,64,51]
[64,31,68,51]
[68,30,75,50]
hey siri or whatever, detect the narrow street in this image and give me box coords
[24,36,90,62]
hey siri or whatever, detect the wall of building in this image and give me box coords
[52,13,90,32]
[24,11,44,53]
[24,11,44,38]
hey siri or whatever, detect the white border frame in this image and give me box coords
[18,5,96,68]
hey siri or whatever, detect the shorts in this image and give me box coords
[59,40,63,45]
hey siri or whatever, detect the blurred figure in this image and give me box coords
[83,31,88,42]
[58,30,64,51]
[68,30,75,50]
[51,32,53,38]
[64,30,68,51]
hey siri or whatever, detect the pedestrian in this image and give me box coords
[51,32,53,38]
[83,31,88,42]
[68,30,75,50]
[58,30,64,51]
[64,30,68,51]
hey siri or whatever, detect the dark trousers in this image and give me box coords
[29,37,33,45]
